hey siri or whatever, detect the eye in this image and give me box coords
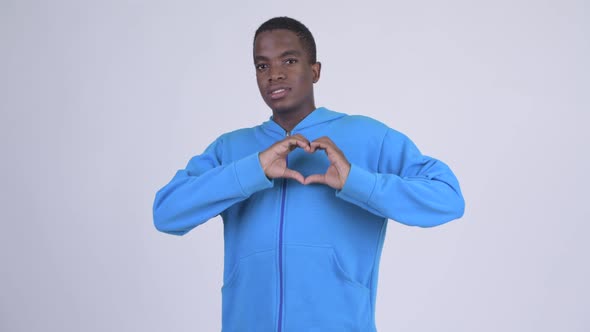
[255,63,268,71]
[285,58,298,65]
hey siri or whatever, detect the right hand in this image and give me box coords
[259,134,312,184]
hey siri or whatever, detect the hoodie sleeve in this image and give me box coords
[153,137,274,236]
[336,129,465,227]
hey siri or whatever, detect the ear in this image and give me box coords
[311,61,321,83]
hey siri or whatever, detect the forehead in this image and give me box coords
[254,29,305,58]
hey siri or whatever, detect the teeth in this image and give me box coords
[272,89,285,94]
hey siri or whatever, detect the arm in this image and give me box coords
[304,130,464,227]
[153,133,313,235]
[337,129,465,227]
[152,137,273,236]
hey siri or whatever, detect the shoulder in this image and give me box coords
[341,114,385,126]
[192,125,262,165]
[335,114,409,141]
[214,125,261,143]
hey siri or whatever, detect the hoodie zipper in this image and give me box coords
[277,130,290,332]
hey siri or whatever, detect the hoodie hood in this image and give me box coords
[261,107,347,135]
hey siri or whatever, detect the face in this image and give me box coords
[253,29,321,116]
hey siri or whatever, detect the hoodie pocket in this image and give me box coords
[221,249,277,332]
[284,244,371,331]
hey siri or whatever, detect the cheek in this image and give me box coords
[296,74,314,92]
[255,76,265,92]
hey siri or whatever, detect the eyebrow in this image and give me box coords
[254,50,303,62]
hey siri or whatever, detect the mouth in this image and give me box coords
[268,87,290,100]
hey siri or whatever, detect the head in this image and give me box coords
[253,17,321,117]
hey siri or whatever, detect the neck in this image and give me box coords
[272,105,316,133]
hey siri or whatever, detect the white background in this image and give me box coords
[1,0,588,331]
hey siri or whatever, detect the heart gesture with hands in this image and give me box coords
[258,134,351,190]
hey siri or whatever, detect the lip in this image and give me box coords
[267,86,291,100]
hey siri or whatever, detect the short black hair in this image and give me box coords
[254,17,317,64]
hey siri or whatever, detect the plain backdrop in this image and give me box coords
[1,0,588,331]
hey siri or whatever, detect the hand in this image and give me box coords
[259,134,312,184]
[304,137,351,190]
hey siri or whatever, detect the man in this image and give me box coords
[153,16,464,332]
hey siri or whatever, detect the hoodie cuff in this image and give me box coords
[336,164,377,204]
[234,152,274,196]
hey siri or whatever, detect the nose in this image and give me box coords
[268,66,285,82]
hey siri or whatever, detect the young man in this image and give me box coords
[153,17,465,332]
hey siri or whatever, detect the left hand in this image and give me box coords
[304,136,351,190]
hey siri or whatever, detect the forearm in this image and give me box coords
[153,152,272,235]
[337,161,464,227]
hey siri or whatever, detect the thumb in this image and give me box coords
[304,174,327,185]
[282,168,305,184]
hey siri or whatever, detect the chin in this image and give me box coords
[268,102,295,114]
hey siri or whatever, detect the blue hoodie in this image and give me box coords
[153,107,465,332]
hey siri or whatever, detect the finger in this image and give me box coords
[281,138,307,153]
[312,136,335,146]
[310,141,350,170]
[289,133,309,142]
[282,168,305,184]
[304,173,327,185]
[290,135,312,151]
[313,137,343,155]
[291,133,310,143]
[309,141,329,154]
